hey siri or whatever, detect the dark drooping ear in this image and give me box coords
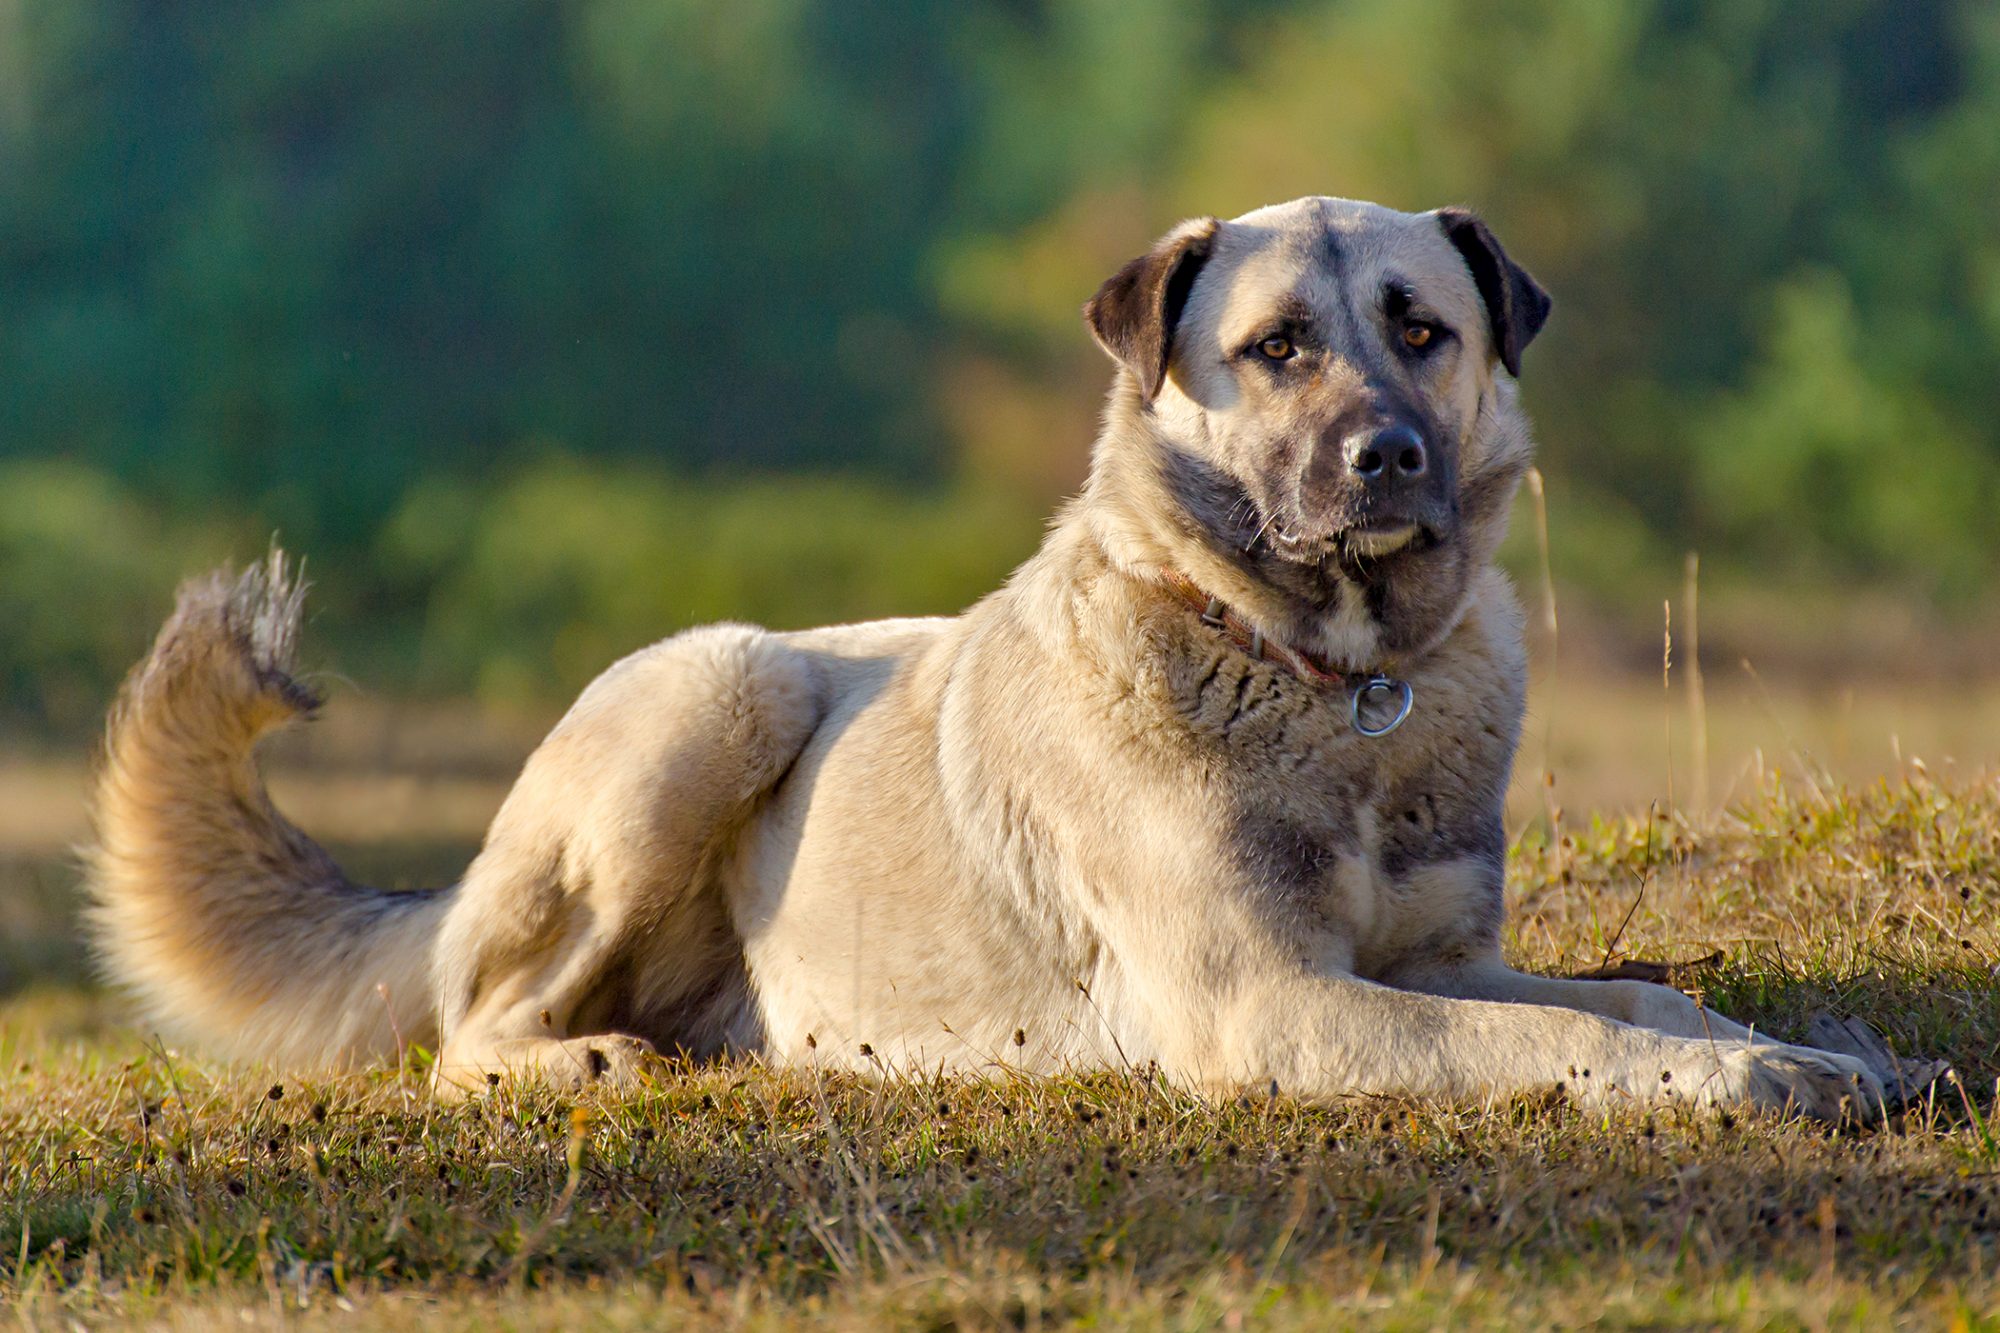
[1084,217,1220,402]
[1435,207,1552,378]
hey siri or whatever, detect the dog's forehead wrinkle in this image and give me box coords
[1275,292,1316,327]
[1199,204,1460,355]
[1384,274,1437,317]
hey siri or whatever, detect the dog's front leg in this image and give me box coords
[1085,894,1880,1118]
[1203,971,1880,1118]
[1385,952,1763,1044]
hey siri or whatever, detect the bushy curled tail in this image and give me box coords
[85,551,451,1068]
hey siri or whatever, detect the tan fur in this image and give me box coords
[87,198,1884,1120]
[87,552,447,1066]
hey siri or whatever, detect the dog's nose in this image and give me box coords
[1345,424,1428,482]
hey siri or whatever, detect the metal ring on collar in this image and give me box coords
[1350,675,1414,737]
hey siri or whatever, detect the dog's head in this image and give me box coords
[1085,197,1549,666]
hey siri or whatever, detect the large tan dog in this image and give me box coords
[89,197,1884,1119]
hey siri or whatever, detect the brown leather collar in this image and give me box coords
[1156,568,1416,735]
[1156,568,1364,683]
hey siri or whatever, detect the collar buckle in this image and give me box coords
[1350,674,1416,737]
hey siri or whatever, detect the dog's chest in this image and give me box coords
[1191,664,1514,976]
[1241,794,1503,974]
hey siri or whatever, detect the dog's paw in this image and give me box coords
[1710,1043,1882,1123]
[435,1033,662,1098]
[539,1033,661,1091]
[1804,1011,1951,1110]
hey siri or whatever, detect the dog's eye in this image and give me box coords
[1402,323,1436,350]
[1257,336,1295,361]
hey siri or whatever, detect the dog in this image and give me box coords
[88,196,1885,1119]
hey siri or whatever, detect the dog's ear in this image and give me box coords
[1435,208,1551,378]
[1084,217,1220,403]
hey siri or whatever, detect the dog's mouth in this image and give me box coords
[1339,522,1422,559]
[1257,518,1435,564]
[1216,472,1443,571]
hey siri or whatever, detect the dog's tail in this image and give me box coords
[85,551,452,1069]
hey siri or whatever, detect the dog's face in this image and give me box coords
[1087,197,1550,662]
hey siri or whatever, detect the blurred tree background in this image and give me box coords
[3,0,1997,731]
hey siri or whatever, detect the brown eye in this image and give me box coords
[1258,336,1294,360]
[1403,323,1434,349]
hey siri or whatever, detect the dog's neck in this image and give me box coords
[1152,566,1396,684]
[1070,393,1407,676]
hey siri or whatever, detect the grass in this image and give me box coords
[4,762,2000,1327]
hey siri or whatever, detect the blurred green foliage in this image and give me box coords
[2,0,1998,729]
[382,460,1042,707]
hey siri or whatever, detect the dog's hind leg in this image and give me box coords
[429,624,821,1094]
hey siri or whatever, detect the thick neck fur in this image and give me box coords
[1054,375,1519,676]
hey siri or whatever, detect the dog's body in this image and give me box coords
[89,197,1883,1117]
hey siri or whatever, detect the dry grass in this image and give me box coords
[2,768,1999,1328]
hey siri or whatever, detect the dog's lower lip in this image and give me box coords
[1341,523,1420,557]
